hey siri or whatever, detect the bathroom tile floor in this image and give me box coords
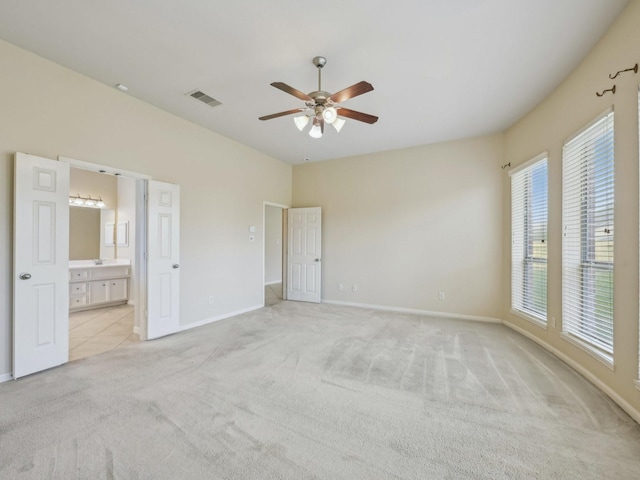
[69,304,139,361]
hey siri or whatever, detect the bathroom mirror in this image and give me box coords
[69,207,116,260]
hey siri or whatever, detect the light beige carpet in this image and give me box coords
[1,301,640,479]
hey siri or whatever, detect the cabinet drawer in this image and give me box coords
[70,282,87,295]
[69,269,89,281]
[69,295,87,308]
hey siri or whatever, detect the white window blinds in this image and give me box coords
[511,155,548,323]
[562,109,614,354]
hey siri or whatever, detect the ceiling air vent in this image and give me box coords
[188,90,222,108]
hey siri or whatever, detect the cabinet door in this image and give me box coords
[89,281,109,304]
[109,278,128,302]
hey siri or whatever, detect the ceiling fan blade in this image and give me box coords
[336,107,378,124]
[271,82,313,101]
[259,108,304,121]
[328,81,374,103]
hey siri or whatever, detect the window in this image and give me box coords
[562,109,614,356]
[511,154,548,324]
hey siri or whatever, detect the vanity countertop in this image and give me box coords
[69,259,131,269]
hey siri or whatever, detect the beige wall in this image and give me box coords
[293,134,504,319]
[503,1,640,415]
[0,39,292,378]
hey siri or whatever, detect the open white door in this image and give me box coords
[146,180,180,339]
[287,207,321,303]
[13,153,70,379]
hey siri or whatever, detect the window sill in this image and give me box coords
[560,332,614,370]
[510,309,547,330]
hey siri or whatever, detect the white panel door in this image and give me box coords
[13,152,70,379]
[147,180,180,339]
[287,207,321,303]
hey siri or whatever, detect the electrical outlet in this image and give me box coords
[352,284,358,292]
[550,316,556,328]
[208,296,215,304]
[438,292,445,300]
[338,283,344,292]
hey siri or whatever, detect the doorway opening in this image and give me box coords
[263,202,288,306]
[68,167,142,361]
[59,157,147,361]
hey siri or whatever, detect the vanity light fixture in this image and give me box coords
[69,194,105,208]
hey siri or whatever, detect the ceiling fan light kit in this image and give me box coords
[259,56,378,139]
[294,115,310,131]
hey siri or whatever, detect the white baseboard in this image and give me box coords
[265,280,282,286]
[0,372,13,383]
[322,299,502,324]
[177,304,264,333]
[503,319,640,426]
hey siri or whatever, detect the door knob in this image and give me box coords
[315,258,321,262]
[19,273,31,280]
[172,264,180,269]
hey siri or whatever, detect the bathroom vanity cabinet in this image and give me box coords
[69,262,130,311]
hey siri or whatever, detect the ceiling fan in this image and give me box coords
[259,56,378,138]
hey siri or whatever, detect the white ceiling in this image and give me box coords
[0,0,629,164]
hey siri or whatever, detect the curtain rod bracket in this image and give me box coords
[609,63,638,79]
[596,85,616,97]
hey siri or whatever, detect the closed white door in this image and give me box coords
[287,207,322,303]
[146,180,180,339]
[13,152,70,379]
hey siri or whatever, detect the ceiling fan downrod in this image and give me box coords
[313,56,326,92]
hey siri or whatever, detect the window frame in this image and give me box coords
[510,153,549,327]
[561,108,615,365]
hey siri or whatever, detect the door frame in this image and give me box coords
[262,201,289,306]
[59,156,151,340]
